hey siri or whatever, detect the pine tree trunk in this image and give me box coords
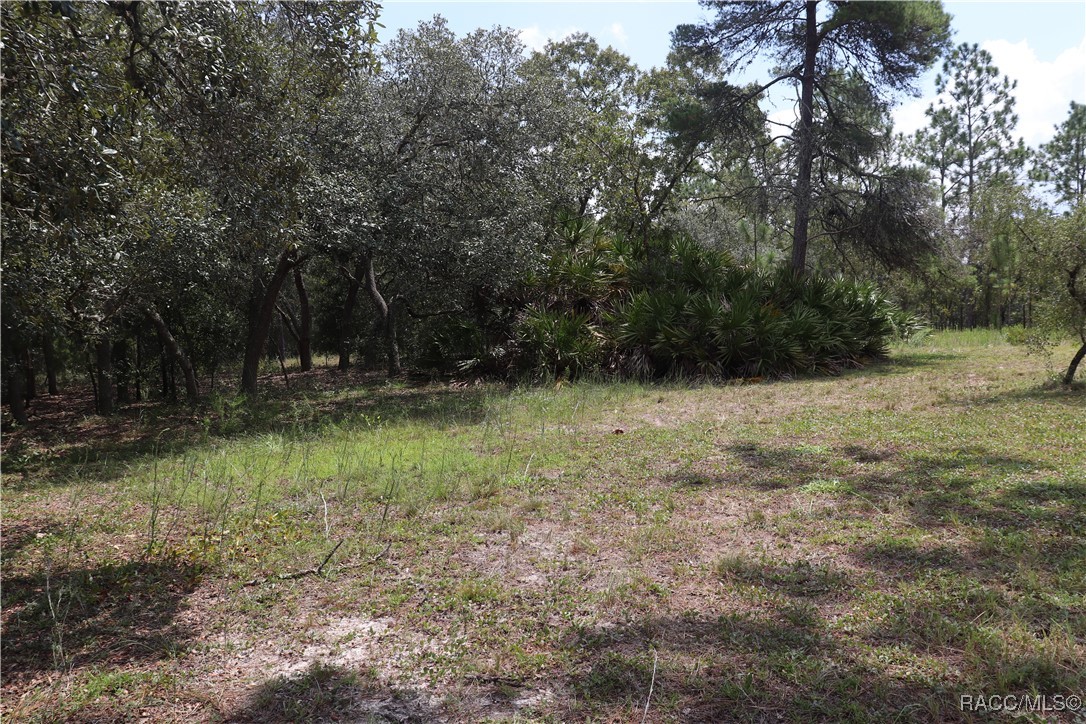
[95,338,115,416]
[240,250,298,395]
[790,0,819,275]
[294,267,313,372]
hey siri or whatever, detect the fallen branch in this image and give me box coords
[370,540,393,563]
[243,540,343,587]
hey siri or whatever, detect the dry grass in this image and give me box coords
[2,332,1084,722]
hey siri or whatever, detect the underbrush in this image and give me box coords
[425,224,926,381]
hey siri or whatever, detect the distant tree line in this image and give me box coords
[3,0,1083,424]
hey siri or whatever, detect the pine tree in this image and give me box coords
[1033,101,1086,207]
[917,43,1024,232]
[673,1,952,272]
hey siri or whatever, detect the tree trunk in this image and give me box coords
[168,358,177,403]
[790,0,819,274]
[240,250,298,395]
[135,334,142,401]
[1065,342,1086,385]
[361,252,401,377]
[95,338,115,416]
[113,339,130,405]
[8,365,28,424]
[142,303,199,404]
[7,335,29,425]
[42,335,59,395]
[275,315,291,389]
[294,266,313,372]
[386,303,402,377]
[338,262,363,370]
[160,349,170,400]
[276,315,288,367]
[23,347,36,402]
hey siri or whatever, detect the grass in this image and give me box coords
[2,331,1084,722]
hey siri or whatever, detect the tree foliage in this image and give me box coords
[4,3,1082,425]
[1032,101,1086,208]
[673,0,951,271]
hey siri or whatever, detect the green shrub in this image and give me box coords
[1002,325,1029,346]
[515,306,602,380]
[511,227,911,380]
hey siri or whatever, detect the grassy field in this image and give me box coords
[2,331,1084,722]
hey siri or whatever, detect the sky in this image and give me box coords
[376,0,1086,149]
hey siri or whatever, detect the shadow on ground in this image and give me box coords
[566,610,966,722]
[1,559,200,681]
[959,382,1086,408]
[650,438,1086,719]
[2,367,497,488]
[227,662,436,723]
[687,441,1068,532]
[843,350,963,377]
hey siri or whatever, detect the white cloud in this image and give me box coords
[517,24,581,53]
[892,96,931,140]
[982,36,1086,147]
[610,22,629,47]
[767,105,796,133]
[892,36,1086,147]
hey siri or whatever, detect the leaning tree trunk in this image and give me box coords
[141,303,199,404]
[361,252,401,377]
[1064,265,1086,385]
[338,262,363,370]
[1064,342,1086,385]
[385,304,402,377]
[790,0,819,275]
[293,267,313,372]
[95,337,115,416]
[240,250,299,395]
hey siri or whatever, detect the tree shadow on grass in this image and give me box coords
[3,370,496,489]
[1,559,199,682]
[848,350,963,377]
[227,662,436,723]
[704,441,1055,531]
[698,442,830,491]
[0,520,63,558]
[671,439,1086,705]
[956,381,1086,408]
[567,609,969,722]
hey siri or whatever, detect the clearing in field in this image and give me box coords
[2,332,1084,722]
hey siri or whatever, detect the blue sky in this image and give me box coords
[377,0,1086,148]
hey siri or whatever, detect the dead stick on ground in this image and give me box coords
[243,540,343,587]
[641,648,658,724]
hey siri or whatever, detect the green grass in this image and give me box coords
[2,330,1084,722]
